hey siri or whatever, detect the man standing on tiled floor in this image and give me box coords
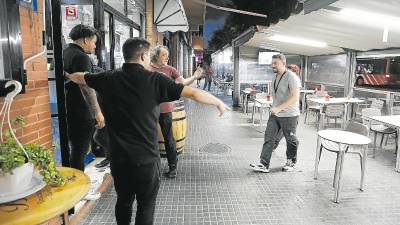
[149,45,203,178]
[66,38,227,225]
[250,53,301,173]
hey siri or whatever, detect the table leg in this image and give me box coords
[360,145,367,190]
[333,152,341,188]
[245,94,249,114]
[396,128,400,172]
[252,104,256,126]
[334,149,345,203]
[343,103,348,129]
[318,107,324,131]
[302,93,306,113]
[314,136,322,179]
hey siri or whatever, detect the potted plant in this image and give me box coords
[0,117,66,194]
[0,80,66,198]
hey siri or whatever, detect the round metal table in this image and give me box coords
[315,130,371,203]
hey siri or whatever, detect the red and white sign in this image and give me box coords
[66,6,77,20]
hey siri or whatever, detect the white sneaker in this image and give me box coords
[282,159,296,172]
[84,190,101,201]
[249,163,270,173]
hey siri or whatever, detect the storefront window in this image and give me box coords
[61,5,94,45]
[104,0,125,14]
[132,27,140,38]
[114,19,131,68]
[355,57,400,89]
[127,0,141,25]
[128,0,145,37]
[0,0,23,87]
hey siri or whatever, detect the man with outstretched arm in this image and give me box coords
[65,37,227,225]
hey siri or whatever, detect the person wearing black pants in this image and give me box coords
[66,38,227,225]
[149,45,202,178]
[111,160,160,225]
[63,25,105,171]
[158,112,177,171]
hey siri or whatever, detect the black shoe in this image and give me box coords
[163,168,177,178]
[95,158,110,168]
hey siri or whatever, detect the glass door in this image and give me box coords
[104,11,140,69]
[49,0,96,166]
[113,18,132,69]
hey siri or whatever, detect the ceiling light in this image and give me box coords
[268,34,327,48]
[340,8,400,27]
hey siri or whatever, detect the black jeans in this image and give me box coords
[67,118,95,171]
[260,115,299,168]
[111,160,161,225]
[159,112,177,167]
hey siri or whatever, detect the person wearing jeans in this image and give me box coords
[250,53,301,173]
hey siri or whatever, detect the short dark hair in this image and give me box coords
[272,53,286,65]
[122,38,150,61]
[69,24,98,41]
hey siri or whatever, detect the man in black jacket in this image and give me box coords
[66,38,227,225]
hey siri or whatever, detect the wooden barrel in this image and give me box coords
[157,100,187,157]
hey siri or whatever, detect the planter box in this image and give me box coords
[0,162,34,194]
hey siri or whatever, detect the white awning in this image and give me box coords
[154,0,189,32]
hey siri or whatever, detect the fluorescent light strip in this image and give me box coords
[268,34,327,48]
[340,8,400,27]
[357,54,400,59]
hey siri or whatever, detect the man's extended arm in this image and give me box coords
[65,72,87,85]
[176,67,204,86]
[180,86,228,116]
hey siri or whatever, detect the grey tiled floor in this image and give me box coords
[79,90,400,225]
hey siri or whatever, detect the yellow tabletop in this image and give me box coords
[0,167,90,225]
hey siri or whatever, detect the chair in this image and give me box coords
[355,99,384,118]
[392,106,400,115]
[315,122,369,194]
[324,104,345,128]
[242,88,255,114]
[383,106,400,147]
[251,93,269,125]
[212,79,224,95]
[361,108,398,157]
[304,94,321,125]
[315,91,328,97]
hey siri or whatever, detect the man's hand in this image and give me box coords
[64,71,87,85]
[193,67,204,80]
[95,111,105,129]
[217,102,230,117]
[270,107,282,115]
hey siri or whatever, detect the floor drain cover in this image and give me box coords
[199,143,231,154]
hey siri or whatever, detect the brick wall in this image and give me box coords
[0,0,52,149]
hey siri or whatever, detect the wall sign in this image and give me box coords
[66,6,77,20]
